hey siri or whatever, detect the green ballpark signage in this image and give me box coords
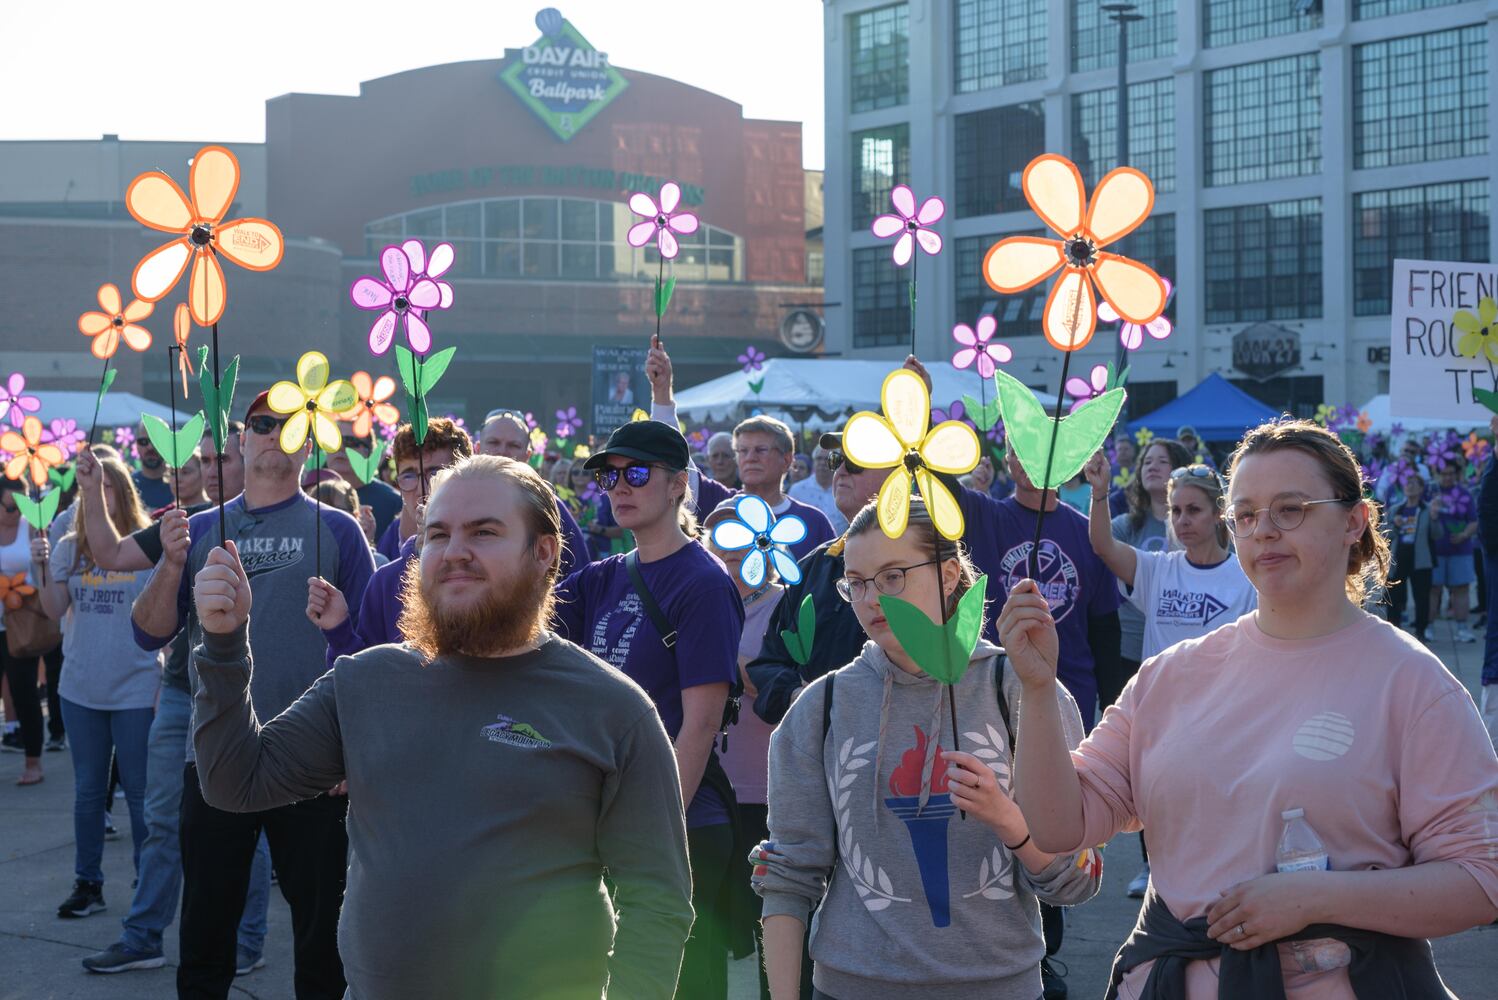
[500,19,628,142]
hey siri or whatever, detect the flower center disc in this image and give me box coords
[305,400,317,412]
[656,214,668,227]
[394,296,409,311]
[1065,236,1097,268]
[903,450,922,472]
[906,219,919,232]
[755,535,772,551]
[111,316,123,328]
[189,224,213,247]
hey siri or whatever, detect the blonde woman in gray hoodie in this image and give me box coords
[752,498,1101,1000]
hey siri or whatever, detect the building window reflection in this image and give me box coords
[850,4,909,112]
[1204,200,1322,323]
[1204,53,1321,186]
[1353,180,1489,316]
[851,124,911,231]
[853,246,911,348]
[365,197,745,283]
[1353,26,1487,169]
[955,0,1047,93]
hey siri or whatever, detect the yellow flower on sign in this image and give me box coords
[266,352,357,455]
[1455,297,1498,363]
[840,369,980,540]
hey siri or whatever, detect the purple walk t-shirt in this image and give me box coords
[552,541,745,828]
[958,490,1121,721]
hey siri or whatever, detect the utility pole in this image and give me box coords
[1103,2,1144,410]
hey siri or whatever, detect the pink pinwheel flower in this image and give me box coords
[626,182,700,260]
[871,185,945,266]
[1101,277,1174,351]
[555,407,583,439]
[349,245,444,356]
[738,346,766,374]
[1066,364,1110,413]
[0,373,41,429]
[112,426,137,459]
[402,239,456,310]
[42,418,85,459]
[950,316,1014,379]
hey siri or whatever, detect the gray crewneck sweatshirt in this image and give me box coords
[753,640,1100,1000]
[193,626,695,1000]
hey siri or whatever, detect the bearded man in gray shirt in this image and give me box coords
[190,454,695,1000]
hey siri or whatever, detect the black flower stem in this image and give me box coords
[416,311,429,503]
[167,344,180,508]
[932,488,963,820]
[86,353,112,448]
[654,253,665,346]
[211,320,226,548]
[314,437,322,580]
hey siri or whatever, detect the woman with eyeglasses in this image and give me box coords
[1006,420,1498,998]
[753,497,1100,1000]
[1084,455,1256,667]
[30,450,161,918]
[552,420,745,1000]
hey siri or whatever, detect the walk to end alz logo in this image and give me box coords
[499,18,629,143]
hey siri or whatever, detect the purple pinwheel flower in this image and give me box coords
[1066,364,1110,413]
[578,480,601,504]
[931,400,973,428]
[1101,277,1174,351]
[0,373,41,429]
[555,406,583,439]
[524,412,539,431]
[1390,422,1405,438]
[112,425,137,459]
[626,182,700,260]
[1426,431,1462,473]
[1440,484,1474,519]
[350,245,444,356]
[951,316,1013,379]
[42,418,84,459]
[738,346,766,374]
[401,239,456,310]
[871,185,944,267]
[687,428,712,450]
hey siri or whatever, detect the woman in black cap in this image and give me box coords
[552,420,747,1000]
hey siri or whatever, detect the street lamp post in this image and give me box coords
[1103,3,1144,409]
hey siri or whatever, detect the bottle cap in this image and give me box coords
[1281,808,1304,820]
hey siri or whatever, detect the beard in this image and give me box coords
[397,555,556,660]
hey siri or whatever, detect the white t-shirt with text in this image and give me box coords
[1128,549,1258,660]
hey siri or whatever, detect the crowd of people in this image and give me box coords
[0,340,1495,1000]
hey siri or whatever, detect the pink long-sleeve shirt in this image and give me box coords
[1068,612,1498,999]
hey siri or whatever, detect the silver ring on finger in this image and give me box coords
[1236,923,1247,938]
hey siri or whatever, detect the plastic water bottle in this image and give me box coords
[1275,809,1350,973]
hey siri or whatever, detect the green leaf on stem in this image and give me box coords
[878,575,988,685]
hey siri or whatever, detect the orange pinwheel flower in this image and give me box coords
[340,371,401,439]
[0,572,35,611]
[173,304,194,397]
[125,145,285,327]
[1,416,65,487]
[982,154,1167,352]
[78,283,154,360]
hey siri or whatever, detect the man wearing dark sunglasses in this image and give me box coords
[130,389,375,998]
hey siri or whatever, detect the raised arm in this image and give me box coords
[1084,450,1138,584]
[192,541,346,812]
[76,449,152,572]
[999,580,1087,853]
[31,534,69,620]
[130,509,191,649]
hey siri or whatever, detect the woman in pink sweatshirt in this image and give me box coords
[1002,419,1498,999]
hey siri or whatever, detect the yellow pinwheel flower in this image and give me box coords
[266,352,357,455]
[840,369,981,540]
[1455,297,1498,363]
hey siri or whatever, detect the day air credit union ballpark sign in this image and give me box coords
[500,11,628,142]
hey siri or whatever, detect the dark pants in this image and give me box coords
[1484,553,1498,686]
[1097,656,1140,714]
[178,765,347,1000]
[1,642,61,756]
[1388,545,1432,635]
[1477,546,1488,614]
[42,648,63,739]
[676,822,734,1000]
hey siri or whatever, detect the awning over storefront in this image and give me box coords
[1127,373,1279,442]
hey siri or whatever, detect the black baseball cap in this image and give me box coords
[582,421,690,471]
[819,431,842,451]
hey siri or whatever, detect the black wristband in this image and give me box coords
[1004,833,1031,852]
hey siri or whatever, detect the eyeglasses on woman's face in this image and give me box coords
[396,467,441,493]
[836,560,938,603]
[1222,494,1347,537]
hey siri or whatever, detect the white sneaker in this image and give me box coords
[1457,628,1477,643]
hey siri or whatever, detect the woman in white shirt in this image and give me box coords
[1085,455,1256,662]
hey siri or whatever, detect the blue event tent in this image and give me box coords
[1127,373,1279,442]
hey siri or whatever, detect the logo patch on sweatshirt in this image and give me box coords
[482,714,552,749]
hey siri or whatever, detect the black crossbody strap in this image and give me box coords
[822,672,838,870]
[625,551,677,648]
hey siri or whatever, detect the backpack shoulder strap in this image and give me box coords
[624,551,677,648]
[822,671,839,870]
[995,656,1017,758]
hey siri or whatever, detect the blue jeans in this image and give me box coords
[59,698,153,884]
[1483,554,1498,687]
[119,686,271,956]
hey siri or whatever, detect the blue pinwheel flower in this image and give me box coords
[710,495,806,587]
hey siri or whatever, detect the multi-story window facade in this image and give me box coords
[849,4,909,112]
[824,0,1497,414]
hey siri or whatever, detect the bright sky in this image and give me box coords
[4,0,826,169]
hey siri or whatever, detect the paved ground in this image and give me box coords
[0,619,1493,998]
